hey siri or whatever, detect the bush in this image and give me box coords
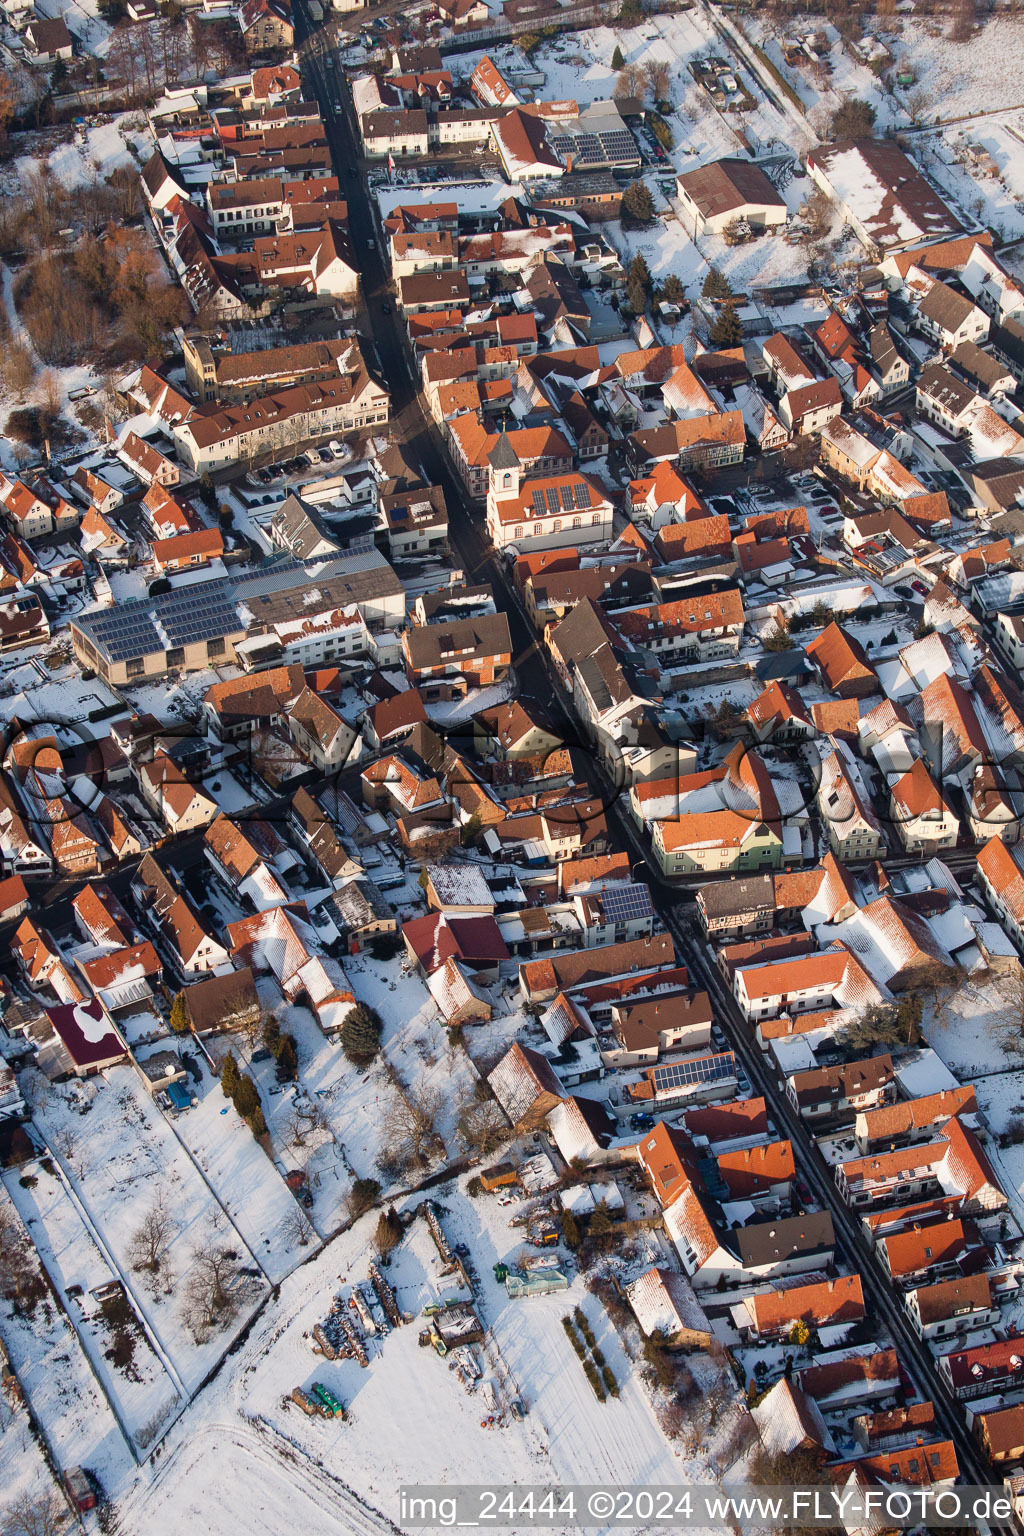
[6,406,48,447]
[349,1176,381,1217]
[583,1361,606,1401]
[276,1034,298,1082]
[830,97,876,140]
[591,1345,606,1369]
[466,1175,483,1198]
[602,1365,618,1397]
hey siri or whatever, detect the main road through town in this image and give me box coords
[291,6,1004,1496]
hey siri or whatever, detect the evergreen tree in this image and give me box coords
[341,1003,383,1067]
[263,1014,281,1054]
[611,43,624,68]
[660,273,686,305]
[626,277,648,317]
[233,1074,260,1119]
[589,1202,613,1250]
[561,1208,580,1249]
[622,179,655,224]
[628,251,652,294]
[701,266,733,300]
[169,992,190,1034]
[276,1034,298,1081]
[374,1206,403,1256]
[220,1050,239,1099]
[829,97,876,140]
[710,303,743,348]
[246,1105,267,1139]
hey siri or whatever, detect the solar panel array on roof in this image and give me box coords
[599,883,654,923]
[545,487,560,513]
[573,482,591,509]
[548,127,641,169]
[74,547,395,665]
[531,489,546,515]
[651,1052,735,1091]
[559,484,574,510]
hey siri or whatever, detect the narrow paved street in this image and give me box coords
[293,6,1001,1489]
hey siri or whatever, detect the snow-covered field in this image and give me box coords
[12,115,150,192]
[921,970,1021,1079]
[111,1177,724,1536]
[169,1059,318,1286]
[0,1185,138,1496]
[746,14,1024,130]
[5,1157,182,1452]
[25,1066,269,1397]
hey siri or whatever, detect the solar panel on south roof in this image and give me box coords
[545,488,560,512]
[531,490,546,515]
[573,483,591,508]
[559,485,575,510]
[600,883,654,922]
[651,1053,735,1091]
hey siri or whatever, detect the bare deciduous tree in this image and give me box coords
[181,1240,238,1340]
[2,1487,68,1536]
[614,62,645,99]
[799,188,833,250]
[457,1099,510,1159]
[381,1086,445,1168]
[644,59,671,101]
[4,342,35,399]
[949,0,974,40]
[128,1195,175,1275]
[38,369,62,423]
[992,966,1024,1060]
[287,1102,328,1149]
[282,1206,315,1249]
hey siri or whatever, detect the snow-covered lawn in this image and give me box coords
[4,1157,181,1452]
[347,953,484,1156]
[0,1185,138,1499]
[27,1066,269,1396]
[170,1060,320,1285]
[237,989,412,1218]
[13,115,150,191]
[203,770,259,816]
[0,1406,54,1523]
[921,970,1020,1079]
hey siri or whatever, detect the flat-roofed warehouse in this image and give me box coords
[72,548,405,685]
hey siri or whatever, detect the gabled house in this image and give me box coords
[888,759,959,854]
[133,853,230,977]
[287,687,356,772]
[806,622,877,699]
